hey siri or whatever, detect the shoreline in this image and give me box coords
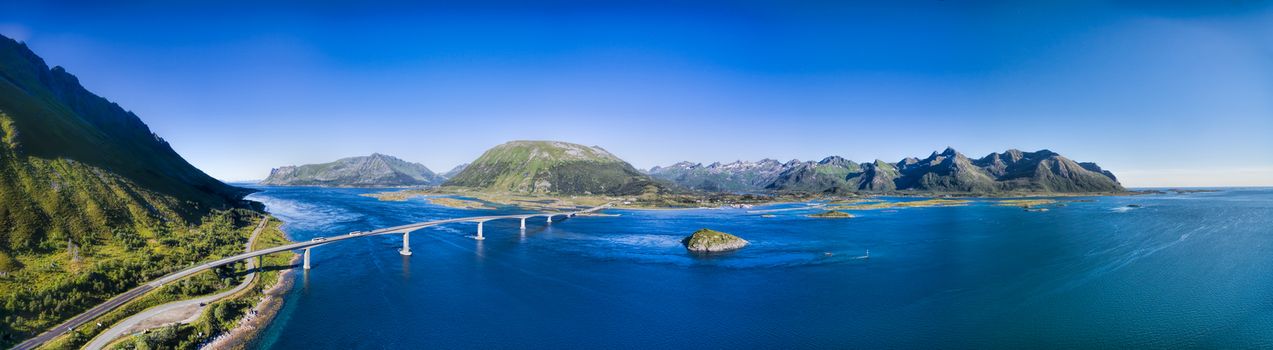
[201,254,298,350]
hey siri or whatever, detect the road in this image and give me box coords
[83,218,269,350]
[10,204,606,350]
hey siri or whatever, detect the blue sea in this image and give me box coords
[241,186,1273,349]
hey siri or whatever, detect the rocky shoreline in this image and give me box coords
[201,255,298,350]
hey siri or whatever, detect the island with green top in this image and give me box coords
[682,229,749,252]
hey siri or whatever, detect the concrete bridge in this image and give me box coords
[11,204,610,350]
[156,204,609,283]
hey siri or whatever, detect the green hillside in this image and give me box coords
[444,140,660,195]
[0,35,252,346]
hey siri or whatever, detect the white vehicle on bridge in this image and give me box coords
[311,237,327,242]
[349,231,364,236]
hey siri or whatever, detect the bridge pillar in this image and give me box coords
[547,215,553,224]
[303,248,311,270]
[520,218,527,229]
[474,221,486,240]
[400,232,412,256]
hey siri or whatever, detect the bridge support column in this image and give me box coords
[520,218,527,229]
[474,222,485,240]
[400,232,412,256]
[547,215,553,224]
[303,248,311,270]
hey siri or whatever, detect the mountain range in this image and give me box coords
[443,140,660,195]
[260,153,445,187]
[650,147,1123,194]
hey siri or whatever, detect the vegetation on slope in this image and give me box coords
[0,35,252,347]
[102,219,293,350]
[1,209,261,347]
[444,140,661,196]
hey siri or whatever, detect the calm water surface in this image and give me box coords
[242,187,1273,349]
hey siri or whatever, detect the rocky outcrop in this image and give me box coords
[682,229,749,252]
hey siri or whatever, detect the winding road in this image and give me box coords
[82,217,270,350]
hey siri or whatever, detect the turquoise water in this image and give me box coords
[243,187,1273,348]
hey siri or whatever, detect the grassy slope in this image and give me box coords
[0,35,251,347]
[445,140,657,195]
[38,218,294,350]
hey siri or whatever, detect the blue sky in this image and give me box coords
[1,1,1270,186]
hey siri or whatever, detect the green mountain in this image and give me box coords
[846,160,900,192]
[972,149,1123,193]
[260,153,443,187]
[0,35,251,344]
[764,157,863,193]
[444,140,659,195]
[894,148,999,193]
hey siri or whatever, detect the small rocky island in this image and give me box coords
[808,210,854,218]
[682,229,749,252]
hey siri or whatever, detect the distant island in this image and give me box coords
[808,210,854,218]
[260,153,445,187]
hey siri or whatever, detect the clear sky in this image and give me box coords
[1,1,1270,186]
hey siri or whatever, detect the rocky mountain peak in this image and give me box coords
[818,155,854,168]
[652,148,1122,194]
[260,153,441,187]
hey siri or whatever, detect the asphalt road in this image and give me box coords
[82,218,269,350]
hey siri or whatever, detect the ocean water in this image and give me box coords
[242,187,1273,349]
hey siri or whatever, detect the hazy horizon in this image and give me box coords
[2,1,1270,187]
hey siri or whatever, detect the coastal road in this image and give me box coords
[10,285,155,350]
[83,218,270,350]
[11,204,607,350]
